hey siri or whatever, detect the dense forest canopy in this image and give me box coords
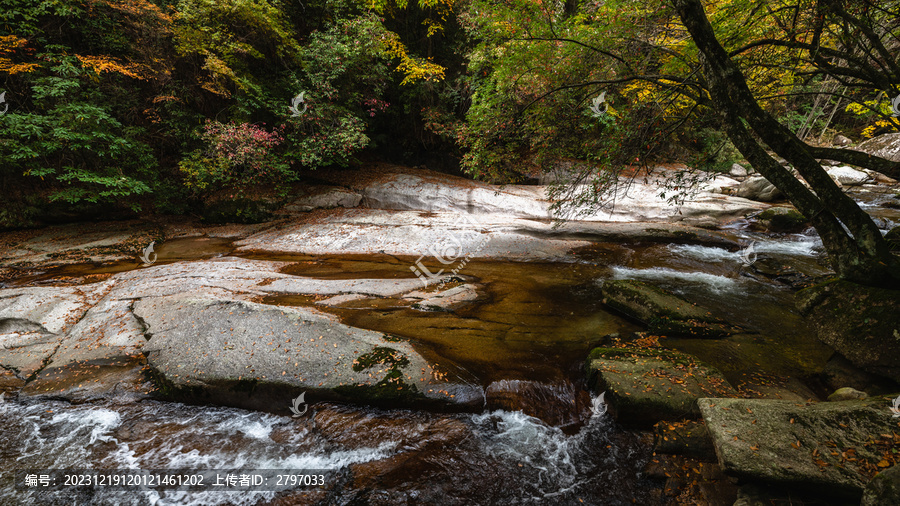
[0,0,898,281]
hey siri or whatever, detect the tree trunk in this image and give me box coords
[672,0,900,287]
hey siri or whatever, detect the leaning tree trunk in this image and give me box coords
[672,0,900,287]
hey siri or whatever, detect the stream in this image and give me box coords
[0,187,897,505]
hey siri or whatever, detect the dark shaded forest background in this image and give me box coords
[1,0,897,229]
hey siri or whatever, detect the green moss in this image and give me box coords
[587,346,698,366]
[381,333,405,343]
[352,346,410,372]
[758,207,807,232]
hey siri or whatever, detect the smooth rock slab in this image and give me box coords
[136,296,484,412]
[236,209,742,260]
[283,187,362,213]
[699,396,900,499]
[407,284,480,312]
[857,133,900,163]
[586,347,738,427]
[599,280,739,338]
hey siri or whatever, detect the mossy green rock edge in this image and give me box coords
[585,346,738,427]
[600,279,740,338]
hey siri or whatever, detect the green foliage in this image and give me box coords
[179,120,291,195]
[689,128,742,173]
[0,55,155,207]
[280,13,393,168]
[173,0,302,98]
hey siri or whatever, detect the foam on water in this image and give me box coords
[751,235,822,257]
[667,243,735,263]
[0,400,403,505]
[1,396,656,505]
[668,234,823,263]
[610,266,738,293]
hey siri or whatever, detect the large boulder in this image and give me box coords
[832,134,853,147]
[736,177,783,202]
[599,279,740,338]
[862,464,900,506]
[585,347,738,427]
[756,207,808,233]
[729,163,748,177]
[797,280,900,382]
[136,295,485,412]
[857,133,900,162]
[699,396,900,499]
[826,166,873,186]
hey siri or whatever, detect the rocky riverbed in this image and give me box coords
[1,163,899,505]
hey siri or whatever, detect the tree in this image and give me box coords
[460,0,899,287]
[671,0,899,287]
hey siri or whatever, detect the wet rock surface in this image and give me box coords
[862,463,900,506]
[585,347,738,427]
[797,280,900,382]
[699,396,900,499]
[652,419,717,461]
[137,295,483,411]
[756,206,808,233]
[599,279,740,338]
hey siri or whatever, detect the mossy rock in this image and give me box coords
[599,280,740,338]
[797,280,900,382]
[757,207,808,233]
[862,464,900,506]
[886,227,900,252]
[585,346,738,427]
[700,396,900,500]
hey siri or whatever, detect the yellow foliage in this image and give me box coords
[381,34,445,85]
[76,54,148,79]
[0,35,40,75]
[363,0,454,85]
[846,95,900,137]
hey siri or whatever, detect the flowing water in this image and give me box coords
[3,189,893,504]
[0,397,652,505]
